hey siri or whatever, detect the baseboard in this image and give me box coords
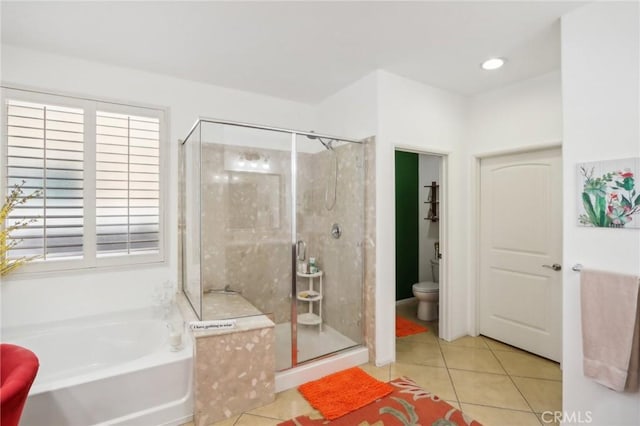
[395,297,417,306]
[275,347,369,392]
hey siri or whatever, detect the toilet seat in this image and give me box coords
[413,281,439,293]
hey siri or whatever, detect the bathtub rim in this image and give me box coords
[1,305,193,396]
[29,339,193,395]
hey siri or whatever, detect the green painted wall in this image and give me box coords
[395,151,419,301]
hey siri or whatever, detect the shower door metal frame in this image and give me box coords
[180,121,204,320]
[180,117,364,370]
[289,133,297,366]
[182,117,363,146]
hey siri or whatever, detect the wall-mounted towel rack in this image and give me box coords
[572,264,583,272]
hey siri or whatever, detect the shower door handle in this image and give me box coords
[296,240,306,261]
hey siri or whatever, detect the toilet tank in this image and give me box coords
[430,258,439,283]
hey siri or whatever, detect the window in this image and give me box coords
[96,111,160,256]
[2,88,165,271]
[6,100,85,260]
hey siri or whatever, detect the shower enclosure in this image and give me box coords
[179,119,365,371]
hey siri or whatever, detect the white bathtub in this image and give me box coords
[2,308,193,426]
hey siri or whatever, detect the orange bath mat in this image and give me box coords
[297,367,394,420]
[395,315,428,337]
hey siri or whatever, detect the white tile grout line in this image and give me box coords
[238,413,286,423]
[215,321,558,426]
[395,315,560,423]
[480,336,563,382]
[459,401,548,425]
[460,401,543,413]
[433,328,462,407]
[483,336,545,424]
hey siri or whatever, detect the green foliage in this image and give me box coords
[579,166,639,228]
[379,397,419,425]
[582,193,598,225]
[1,181,42,276]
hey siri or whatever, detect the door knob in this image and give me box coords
[542,263,562,271]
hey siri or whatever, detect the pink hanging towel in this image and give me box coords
[581,269,640,392]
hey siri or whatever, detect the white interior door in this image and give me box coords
[479,148,562,362]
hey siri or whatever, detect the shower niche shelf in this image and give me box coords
[424,181,439,222]
[296,271,323,330]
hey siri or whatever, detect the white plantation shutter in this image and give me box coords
[3,88,165,272]
[6,99,84,260]
[96,111,160,256]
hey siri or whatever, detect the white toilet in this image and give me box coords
[412,258,439,321]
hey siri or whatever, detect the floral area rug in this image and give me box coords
[278,376,482,426]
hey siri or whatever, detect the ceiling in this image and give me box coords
[1,1,584,103]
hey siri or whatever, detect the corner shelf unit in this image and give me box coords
[424,181,439,222]
[296,271,323,330]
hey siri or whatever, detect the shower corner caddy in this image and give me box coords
[296,270,323,330]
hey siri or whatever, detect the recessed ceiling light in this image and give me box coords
[481,57,505,71]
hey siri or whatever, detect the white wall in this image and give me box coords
[0,45,316,327]
[468,71,562,153]
[418,155,440,282]
[315,71,378,139]
[376,70,468,363]
[315,70,469,365]
[315,48,564,368]
[562,2,640,424]
[465,70,563,335]
[319,68,562,365]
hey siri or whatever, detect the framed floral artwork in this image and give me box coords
[578,158,640,228]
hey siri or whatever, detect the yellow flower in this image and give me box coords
[1,181,42,276]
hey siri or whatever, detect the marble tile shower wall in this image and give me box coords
[201,143,292,323]
[199,142,365,346]
[363,137,376,361]
[297,143,365,343]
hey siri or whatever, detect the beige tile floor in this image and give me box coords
[184,302,562,426]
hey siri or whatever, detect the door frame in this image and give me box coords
[393,144,451,341]
[470,142,562,337]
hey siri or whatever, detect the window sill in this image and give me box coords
[3,253,166,280]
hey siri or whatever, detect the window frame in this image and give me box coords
[1,86,168,274]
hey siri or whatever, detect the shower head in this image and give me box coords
[306,131,335,151]
[319,138,335,151]
[306,131,338,211]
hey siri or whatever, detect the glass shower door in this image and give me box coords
[181,122,202,319]
[182,119,365,371]
[198,122,295,371]
[294,134,365,364]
